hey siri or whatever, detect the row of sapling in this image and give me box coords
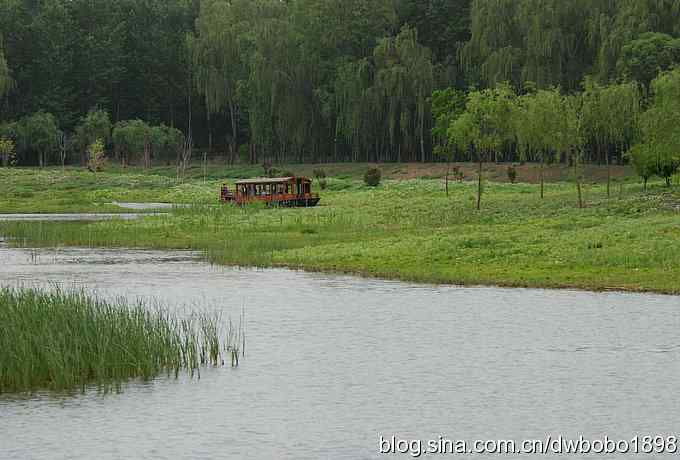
[434,69,680,209]
[0,107,187,170]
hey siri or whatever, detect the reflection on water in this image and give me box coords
[1,243,679,460]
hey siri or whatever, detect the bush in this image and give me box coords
[0,137,16,167]
[364,167,382,187]
[318,178,328,190]
[87,138,106,172]
[507,165,517,184]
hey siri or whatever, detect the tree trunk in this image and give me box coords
[144,143,151,169]
[477,157,483,211]
[229,102,238,165]
[606,147,611,198]
[207,112,213,152]
[420,123,425,163]
[39,151,44,168]
[445,158,450,197]
[643,177,648,191]
[540,162,544,199]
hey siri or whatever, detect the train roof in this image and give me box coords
[235,177,310,185]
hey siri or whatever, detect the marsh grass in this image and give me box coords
[0,287,242,393]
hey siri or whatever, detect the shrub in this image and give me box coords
[364,167,382,187]
[318,178,328,190]
[87,138,106,172]
[0,137,16,167]
[507,165,517,184]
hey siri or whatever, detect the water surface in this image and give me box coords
[1,244,679,459]
[0,213,160,221]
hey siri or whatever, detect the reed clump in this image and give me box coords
[0,287,240,393]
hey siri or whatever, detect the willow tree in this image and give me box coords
[462,0,602,91]
[633,69,680,186]
[112,120,149,167]
[191,0,254,160]
[432,87,466,195]
[75,108,111,165]
[448,83,516,210]
[396,26,434,163]
[334,58,374,161]
[334,26,433,162]
[565,94,586,208]
[0,39,13,103]
[513,87,566,198]
[244,9,317,164]
[15,112,59,168]
[582,80,640,197]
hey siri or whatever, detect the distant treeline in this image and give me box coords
[1,0,680,165]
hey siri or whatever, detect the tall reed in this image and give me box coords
[0,287,241,393]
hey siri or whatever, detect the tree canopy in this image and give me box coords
[1,0,680,166]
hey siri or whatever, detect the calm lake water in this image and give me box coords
[1,243,679,459]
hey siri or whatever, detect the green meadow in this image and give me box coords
[1,165,679,294]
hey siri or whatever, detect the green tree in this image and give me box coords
[75,108,111,165]
[448,83,516,210]
[431,87,466,195]
[112,119,149,167]
[634,69,680,186]
[581,80,641,197]
[15,111,59,167]
[627,144,656,190]
[150,124,185,163]
[618,32,680,89]
[513,87,570,198]
[0,39,13,102]
[564,94,586,208]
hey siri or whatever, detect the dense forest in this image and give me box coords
[1,0,680,170]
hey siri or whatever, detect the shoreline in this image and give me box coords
[2,238,677,297]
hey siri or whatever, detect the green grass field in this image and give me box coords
[1,164,679,294]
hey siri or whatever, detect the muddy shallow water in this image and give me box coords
[0,243,679,459]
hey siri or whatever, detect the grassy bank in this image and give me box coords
[0,165,680,294]
[0,287,238,393]
[1,165,679,294]
[0,162,637,213]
